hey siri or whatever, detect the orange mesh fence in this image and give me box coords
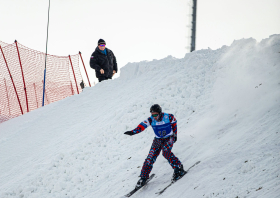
[0,40,89,124]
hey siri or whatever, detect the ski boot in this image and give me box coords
[172,164,185,181]
[136,177,147,189]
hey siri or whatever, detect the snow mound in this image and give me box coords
[0,35,280,198]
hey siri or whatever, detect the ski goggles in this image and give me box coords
[151,114,159,117]
[99,44,106,47]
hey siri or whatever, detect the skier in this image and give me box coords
[124,104,185,188]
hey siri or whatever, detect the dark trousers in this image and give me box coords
[140,137,181,179]
[98,76,112,82]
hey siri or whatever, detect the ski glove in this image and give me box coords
[172,134,177,143]
[124,131,135,136]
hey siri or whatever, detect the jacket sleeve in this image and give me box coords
[131,117,152,134]
[111,51,118,73]
[89,53,101,71]
[169,114,177,136]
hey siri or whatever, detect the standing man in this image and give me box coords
[124,104,185,188]
[90,39,118,82]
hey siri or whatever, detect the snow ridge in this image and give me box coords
[0,35,280,198]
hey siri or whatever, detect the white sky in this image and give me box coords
[0,0,279,83]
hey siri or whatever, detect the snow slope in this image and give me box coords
[0,35,280,198]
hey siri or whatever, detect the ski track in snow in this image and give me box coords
[0,35,280,198]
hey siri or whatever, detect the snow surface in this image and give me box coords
[0,35,280,198]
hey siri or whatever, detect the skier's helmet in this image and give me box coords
[150,104,162,114]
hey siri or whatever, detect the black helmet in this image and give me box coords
[150,104,162,114]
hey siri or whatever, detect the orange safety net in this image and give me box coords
[0,40,86,124]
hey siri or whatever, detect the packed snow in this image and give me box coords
[0,35,280,198]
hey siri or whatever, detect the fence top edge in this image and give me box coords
[0,40,80,58]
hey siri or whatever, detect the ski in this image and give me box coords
[155,161,201,195]
[124,174,155,197]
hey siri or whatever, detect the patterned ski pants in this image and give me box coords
[140,136,182,179]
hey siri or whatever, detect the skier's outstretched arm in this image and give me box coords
[124,118,152,136]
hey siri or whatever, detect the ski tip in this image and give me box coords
[150,173,156,177]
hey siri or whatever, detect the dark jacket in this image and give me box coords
[89,47,118,79]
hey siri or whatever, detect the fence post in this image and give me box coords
[79,51,91,87]
[4,79,11,115]
[70,81,74,95]
[68,55,79,94]
[42,80,49,105]
[0,44,24,115]
[15,40,29,113]
[33,83,38,108]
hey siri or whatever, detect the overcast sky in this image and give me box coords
[0,0,279,83]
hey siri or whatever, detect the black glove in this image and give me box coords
[124,131,135,136]
[172,134,177,143]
